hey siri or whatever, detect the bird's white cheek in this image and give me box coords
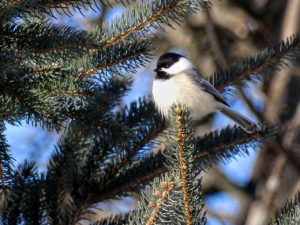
[152,79,180,116]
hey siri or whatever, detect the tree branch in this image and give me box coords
[175,106,192,225]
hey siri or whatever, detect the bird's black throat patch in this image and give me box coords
[155,71,172,80]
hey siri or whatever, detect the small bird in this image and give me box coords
[152,52,258,133]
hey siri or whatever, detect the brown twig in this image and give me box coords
[245,151,287,225]
[145,182,175,225]
[204,9,229,70]
[50,89,94,96]
[175,106,192,225]
[77,50,141,78]
[238,87,264,122]
[31,66,62,73]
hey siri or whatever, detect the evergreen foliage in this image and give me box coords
[1,162,41,225]
[269,193,300,225]
[0,122,13,191]
[90,213,129,225]
[93,124,272,202]
[211,35,300,93]
[0,0,299,224]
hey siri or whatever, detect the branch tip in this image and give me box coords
[144,181,175,225]
[175,105,192,225]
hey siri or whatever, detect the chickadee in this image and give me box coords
[152,52,258,133]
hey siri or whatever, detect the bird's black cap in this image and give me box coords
[154,52,184,72]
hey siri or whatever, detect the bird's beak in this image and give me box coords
[154,68,159,72]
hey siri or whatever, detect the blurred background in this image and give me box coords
[4,0,300,224]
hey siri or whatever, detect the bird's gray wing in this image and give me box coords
[189,68,229,106]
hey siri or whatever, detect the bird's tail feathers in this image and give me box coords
[220,105,259,133]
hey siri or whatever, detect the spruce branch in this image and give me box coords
[163,106,205,224]
[93,125,271,201]
[0,0,99,19]
[117,97,162,128]
[50,89,93,95]
[99,0,209,47]
[268,192,300,225]
[97,0,135,7]
[193,125,271,168]
[0,21,96,53]
[0,122,13,192]
[94,120,166,192]
[0,89,64,130]
[175,106,192,225]
[91,213,129,225]
[211,35,300,92]
[45,128,85,224]
[0,14,152,80]
[81,118,166,210]
[44,99,164,223]
[0,89,62,130]
[0,0,23,18]
[0,73,131,130]
[128,174,178,225]
[1,161,41,224]
[130,105,206,224]
[77,40,152,78]
[39,0,99,15]
[80,153,166,203]
[72,98,162,181]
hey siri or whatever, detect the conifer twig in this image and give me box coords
[0,0,23,18]
[49,130,85,225]
[145,181,175,225]
[0,163,7,192]
[195,130,262,158]
[212,35,300,92]
[175,106,192,225]
[19,44,93,53]
[102,0,191,48]
[77,42,149,78]
[31,66,61,73]
[78,52,137,78]
[106,127,164,181]
[51,89,94,96]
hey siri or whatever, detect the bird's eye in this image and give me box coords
[165,64,170,68]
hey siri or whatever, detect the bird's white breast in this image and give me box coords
[152,73,218,120]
